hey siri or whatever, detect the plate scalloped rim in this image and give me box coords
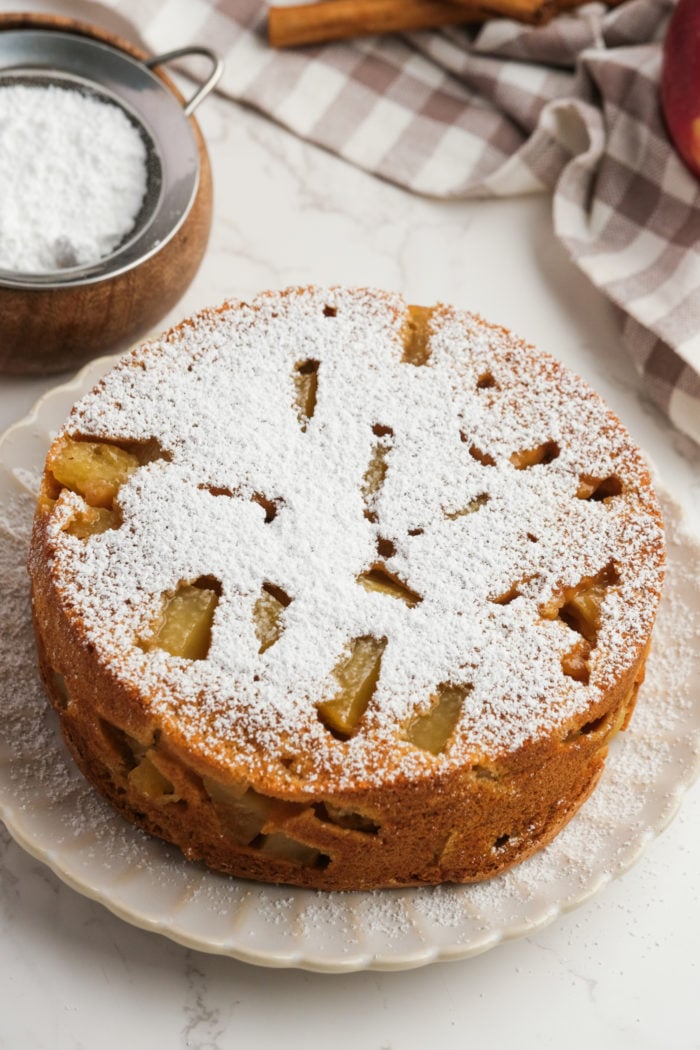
[0,354,698,973]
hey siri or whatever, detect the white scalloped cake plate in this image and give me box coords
[1,355,699,973]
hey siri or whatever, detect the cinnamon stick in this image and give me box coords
[448,0,553,17]
[268,0,553,49]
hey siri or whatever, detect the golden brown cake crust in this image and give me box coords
[28,287,665,890]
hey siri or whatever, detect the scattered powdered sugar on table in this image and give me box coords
[39,287,665,788]
[0,84,147,273]
[0,387,698,965]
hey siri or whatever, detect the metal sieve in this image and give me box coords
[0,29,222,289]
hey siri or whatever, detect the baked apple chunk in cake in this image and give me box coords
[29,287,665,890]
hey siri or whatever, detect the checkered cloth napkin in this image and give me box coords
[107,0,700,447]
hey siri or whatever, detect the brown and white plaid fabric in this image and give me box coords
[99,0,700,446]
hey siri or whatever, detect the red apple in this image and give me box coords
[661,0,700,179]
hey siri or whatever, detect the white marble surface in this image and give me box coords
[1,39,699,1050]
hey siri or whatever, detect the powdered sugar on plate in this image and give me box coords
[0,83,147,273]
[0,349,697,971]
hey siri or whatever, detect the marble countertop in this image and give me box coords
[1,45,699,1050]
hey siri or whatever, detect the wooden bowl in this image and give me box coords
[0,14,218,375]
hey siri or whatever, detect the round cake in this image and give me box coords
[28,287,665,890]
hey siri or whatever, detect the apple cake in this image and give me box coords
[28,286,665,890]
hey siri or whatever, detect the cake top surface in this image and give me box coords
[37,287,665,790]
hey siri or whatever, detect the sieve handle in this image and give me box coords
[146,46,224,117]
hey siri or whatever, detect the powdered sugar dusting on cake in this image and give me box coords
[39,288,664,788]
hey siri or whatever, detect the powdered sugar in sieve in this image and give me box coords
[0,79,155,274]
